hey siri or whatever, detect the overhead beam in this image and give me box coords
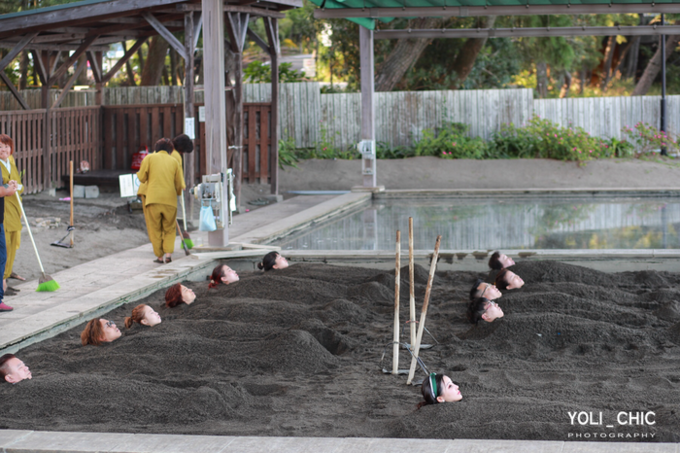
[0,0,189,36]
[165,3,286,18]
[314,3,680,19]
[0,72,30,110]
[143,12,188,61]
[0,33,38,72]
[225,12,250,53]
[374,24,680,39]
[48,36,97,84]
[0,42,109,52]
[247,29,270,53]
[101,37,147,83]
[52,57,87,109]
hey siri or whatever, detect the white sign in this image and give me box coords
[184,117,195,139]
[198,106,206,122]
[119,174,141,198]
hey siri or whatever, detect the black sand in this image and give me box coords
[1,261,679,441]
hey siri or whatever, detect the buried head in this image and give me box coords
[258,252,288,271]
[419,373,462,407]
[80,318,121,346]
[470,279,502,301]
[467,297,504,324]
[166,283,196,307]
[208,265,239,288]
[125,304,161,328]
[495,269,524,290]
[0,354,31,384]
[489,251,515,270]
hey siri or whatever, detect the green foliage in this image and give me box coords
[621,122,680,155]
[278,135,300,170]
[490,116,611,162]
[416,122,489,159]
[243,61,306,83]
[376,142,416,159]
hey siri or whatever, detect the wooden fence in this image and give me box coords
[0,106,99,194]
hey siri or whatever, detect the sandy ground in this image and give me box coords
[8,157,679,285]
[1,261,679,441]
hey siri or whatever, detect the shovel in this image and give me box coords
[52,161,74,248]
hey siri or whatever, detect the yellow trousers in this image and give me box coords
[146,203,177,257]
[4,229,20,280]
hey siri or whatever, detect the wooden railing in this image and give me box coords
[0,106,100,194]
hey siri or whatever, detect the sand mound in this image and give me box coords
[1,261,678,441]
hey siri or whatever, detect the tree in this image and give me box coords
[140,36,169,86]
[450,16,496,87]
[632,25,680,96]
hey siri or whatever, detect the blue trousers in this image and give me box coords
[0,224,7,301]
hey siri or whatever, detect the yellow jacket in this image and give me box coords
[1,155,23,232]
[137,149,186,195]
[171,150,186,190]
[137,151,182,207]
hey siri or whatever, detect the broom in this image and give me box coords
[16,192,60,292]
[176,220,190,256]
[180,191,193,249]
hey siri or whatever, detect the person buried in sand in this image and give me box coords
[257,251,289,271]
[207,264,239,289]
[136,138,183,264]
[417,372,463,408]
[124,304,162,328]
[467,297,504,324]
[80,318,122,346]
[0,134,25,297]
[469,279,502,301]
[495,268,524,290]
[488,251,515,270]
[0,353,31,384]
[165,282,197,308]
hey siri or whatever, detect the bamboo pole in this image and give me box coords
[408,217,416,349]
[392,230,401,375]
[407,235,442,385]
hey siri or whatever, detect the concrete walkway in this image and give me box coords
[0,430,676,453]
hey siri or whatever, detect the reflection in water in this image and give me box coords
[276,198,680,251]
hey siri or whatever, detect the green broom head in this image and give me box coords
[36,274,60,292]
[183,237,194,249]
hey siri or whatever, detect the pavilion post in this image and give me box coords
[264,17,279,195]
[184,11,197,227]
[202,0,229,246]
[359,25,376,187]
[40,51,52,191]
[661,13,668,156]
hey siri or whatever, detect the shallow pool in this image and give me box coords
[275,197,680,250]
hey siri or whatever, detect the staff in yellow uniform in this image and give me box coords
[137,138,183,264]
[0,134,23,295]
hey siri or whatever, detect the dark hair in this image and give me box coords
[0,353,16,380]
[154,138,174,153]
[257,251,279,271]
[417,373,445,408]
[172,134,194,154]
[208,265,228,289]
[81,318,105,346]
[125,304,147,328]
[467,297,491,325]
[488,251,502,270]
[165,283,184,307]
[495,269,511,290]
[469,278,486,301]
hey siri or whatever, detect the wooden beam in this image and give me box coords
[0,72,29,110]
[31,50,48,85]
[51,57,87,109]
[225,12,249,53]
[247,29,270,54]
[86,50,102,83]
[101,37,147,83]
[48,36,97,84]
[193,12,202,50]
[32,33,87,44]
[94,51,103,105]
[143,12,188,61]
[50,51,61,76]
[0,33,38,72]
[226,5,284,18]
[264,17,279,195]
[0,42,109,52]
[0,0,189,36]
